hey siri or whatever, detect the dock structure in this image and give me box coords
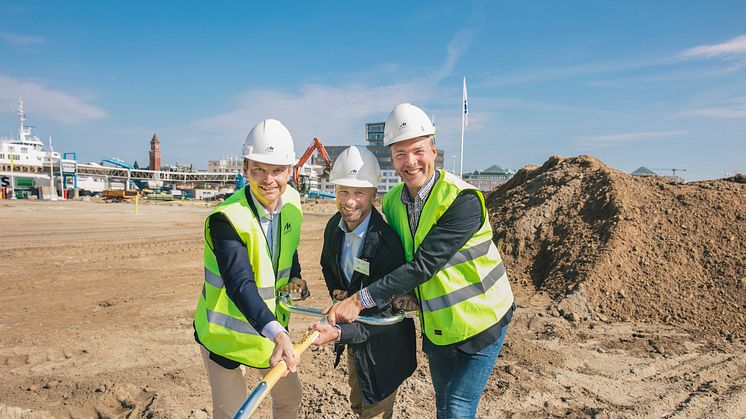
[70,163,237,184]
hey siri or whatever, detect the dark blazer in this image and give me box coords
[320,207,417,406]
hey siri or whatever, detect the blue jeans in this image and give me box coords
[425,323,508,419]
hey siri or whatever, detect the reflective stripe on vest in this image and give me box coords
[382,170,514,345]
[204,267,276,300]
[194,185,302,368]
[206,309,261,335]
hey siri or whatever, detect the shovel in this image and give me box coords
[278,292,408,326]
[233,329,319,419]
[233,293,409,418]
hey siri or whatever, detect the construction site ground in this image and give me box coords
[1,160,744,418]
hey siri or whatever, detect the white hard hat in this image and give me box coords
[383,103,435,146]
[242,119,296,165]
[330,146,381,188]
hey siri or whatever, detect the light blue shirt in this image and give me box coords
[249,190,282,266]
[338,211,372,286]
[249,189,285,341]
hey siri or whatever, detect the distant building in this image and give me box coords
[208,157,243,174]
[297,161,328,193]
[462,165,515,191]
[631,166,656,177]
[631,166,684,183]
[149,133,161,171]
[161,162,195,173]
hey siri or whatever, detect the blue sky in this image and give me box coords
[1,1,745,180]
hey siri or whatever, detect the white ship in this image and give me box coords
[0,99,59,173]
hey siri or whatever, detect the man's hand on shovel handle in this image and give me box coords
[323,293,364,325]
[270,332,299,374]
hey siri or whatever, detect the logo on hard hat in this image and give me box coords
[265,146,274,152]
[398,122,407,130]
[349,169,358,174]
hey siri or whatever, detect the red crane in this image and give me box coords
[292,138,332,193]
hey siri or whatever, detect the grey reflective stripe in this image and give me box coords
[206,309,260,335]
[421,262,506,312]
[257,286,276,300]
[205,267,273,300]
[277,268,291,281]
[204,268,224,288]
[443,239,494,270]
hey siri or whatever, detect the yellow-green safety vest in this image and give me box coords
[382,170,514,345]
[194,185,302,368]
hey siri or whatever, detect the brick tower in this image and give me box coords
[149,133,161,171]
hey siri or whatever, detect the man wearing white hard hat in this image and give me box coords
[327,104,515,418]
[194,119,309,418]
[309,146,416,419]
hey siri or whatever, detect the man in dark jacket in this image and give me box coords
[310,146,416,419]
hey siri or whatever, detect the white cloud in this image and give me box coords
[436,28,476,80]
[681,34,746,60]
[679,97,746,119]
[0,32,45,45]
[189,81,434,149]
[481,36,746,89]
[481,58,658,87]
[183,27,474,156]
[0,74,108,124]
[578,130,687,146]
[481,97,619,115]
[685,108,746,119]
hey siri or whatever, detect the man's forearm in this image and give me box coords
[362,260,429,307]
[364,192,483,307]
[213,237,281,333]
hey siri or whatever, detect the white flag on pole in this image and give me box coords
[463,77,469,127]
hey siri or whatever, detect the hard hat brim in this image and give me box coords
[243,153,296,166]
[383,131,436,147]
[330,178,378,188]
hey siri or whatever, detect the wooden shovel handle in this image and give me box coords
[234,330,320,419]
[262,330,319,387]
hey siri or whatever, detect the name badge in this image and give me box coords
[353,257,370,276]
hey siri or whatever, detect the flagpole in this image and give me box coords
[459,76,467,177]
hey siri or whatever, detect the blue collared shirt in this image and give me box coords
[338,210,372,286]
[249,190,282,267]
[400,170,439,234]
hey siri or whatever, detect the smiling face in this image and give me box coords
[390,135,437,196]
[335,185,376,231]
[244,159,292,212]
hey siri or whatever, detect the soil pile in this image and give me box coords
[487,155,745,341]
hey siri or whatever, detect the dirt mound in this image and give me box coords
[487,155,745,342]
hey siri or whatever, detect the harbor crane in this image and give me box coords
[652,168,687,177]
[292,137,332,193]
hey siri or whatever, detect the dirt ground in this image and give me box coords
[0,190,744,418]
